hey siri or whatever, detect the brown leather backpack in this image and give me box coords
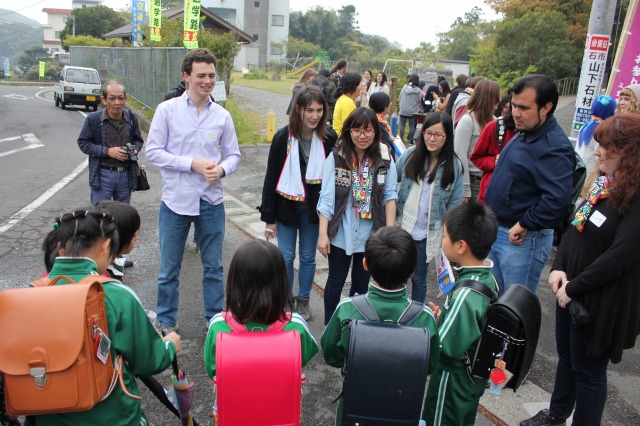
[0,275,116,416]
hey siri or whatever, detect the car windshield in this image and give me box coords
[66,69,100,84]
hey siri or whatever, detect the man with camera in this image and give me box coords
[77,81,144,206]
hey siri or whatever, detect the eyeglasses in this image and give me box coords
[350,128,375,137]
[424,131,446,140]
[107,96,127,102]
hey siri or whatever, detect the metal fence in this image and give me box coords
[69,46,187,110]
[555,78,579,97]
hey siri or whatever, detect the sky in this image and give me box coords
[6,0,500,49]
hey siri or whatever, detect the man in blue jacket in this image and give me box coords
[485,74,574,293]
[77,81,144,206]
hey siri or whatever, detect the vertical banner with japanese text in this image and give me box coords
[3,57,9,77]
[607,0,640,99]
[572,35,610,131]
[132,0,146,47]
[39,61,45,78]
[149,0,162,42]
[183,0,201,50]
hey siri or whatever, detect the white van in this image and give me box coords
[54,66,102,111]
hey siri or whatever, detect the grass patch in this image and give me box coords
[231,71,297,96]
[126,97,155,122]
[225,94,264,144]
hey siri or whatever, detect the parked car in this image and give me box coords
[54,66,102,111]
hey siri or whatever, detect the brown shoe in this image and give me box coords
[296,297,312,321]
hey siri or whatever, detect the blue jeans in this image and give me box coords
[488,226,553,293]
[157,201,225,325]
[91,168,131,205]
[398,115,417,144]
[324,245,370,325]
[549,302,609,425]
[411,238,428,303]
[276,208,319,299]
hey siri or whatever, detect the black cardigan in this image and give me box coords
[259,126,337,227]
[552,195,640,363]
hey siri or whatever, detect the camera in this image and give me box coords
[122,143,138,161]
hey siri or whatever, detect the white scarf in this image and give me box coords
[276,132,325,201]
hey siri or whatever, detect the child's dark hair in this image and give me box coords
[93,201,140,256]
[364,227,417,289]
[368,92,390,114]
[54,209,120,259]
[42,228,60,273]
[338,72,362,96]
[444,201,498,260]
[226,240,289,325]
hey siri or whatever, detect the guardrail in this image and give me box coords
[555,78,579,97]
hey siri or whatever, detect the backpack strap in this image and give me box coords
[350,295,380,322]
[31,274,115,288]
[453,279,498,303]
[222,311,292,332]
[397,300,424,325]
[267,312,292,332]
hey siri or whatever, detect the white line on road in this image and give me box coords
[35,89,54,103]
[0,158,89,235]
[0,136,21,144]
[0,134,45,158]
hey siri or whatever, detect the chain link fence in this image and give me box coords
[69,46,187,110]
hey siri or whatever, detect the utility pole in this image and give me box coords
[570,0,618,140]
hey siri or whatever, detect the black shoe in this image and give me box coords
[124,260,134,268]
[520,409,566,426]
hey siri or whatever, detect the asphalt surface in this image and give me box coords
[0,84,638,425]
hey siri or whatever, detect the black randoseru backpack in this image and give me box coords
[341,295,430,425]
[454,281,541,391]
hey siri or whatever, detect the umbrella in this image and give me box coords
[167,356,197,426]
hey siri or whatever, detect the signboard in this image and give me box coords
[132,0,146,47]
[212,81,226,102]
[183,0,201,50]
[572,34,610,131]
[39,61,45,78]
[607,0,640,100]
[3,57,9,77]
[149,0,162,42]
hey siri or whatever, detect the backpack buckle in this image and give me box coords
[30,367,47,387]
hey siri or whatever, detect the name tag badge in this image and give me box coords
[207,132,217,141]
[377,174,386,185]
[589,210,607,227]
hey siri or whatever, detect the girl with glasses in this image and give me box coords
[317,107,398,324]
[396,112,464,303]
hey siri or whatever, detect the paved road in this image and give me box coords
[0,85,638,425]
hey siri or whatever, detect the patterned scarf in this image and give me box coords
[571,175,613,232]
[351,157,374,219]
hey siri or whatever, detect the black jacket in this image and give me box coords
[259,126,337,227]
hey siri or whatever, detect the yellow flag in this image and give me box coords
[183,0,200,49]
[149,0,162,42]
[39,61,45,78]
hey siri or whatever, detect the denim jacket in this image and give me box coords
[396,145,464,232]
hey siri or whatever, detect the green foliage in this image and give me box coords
[284,36,319,58]
[62,35,121,50]
[24,61,61,81]
[243,71,266,80]
[437,7,493,62]
[0,23,43,64]
[60,5,127,42]
[17,46,51,74]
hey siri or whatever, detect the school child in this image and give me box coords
[94,201,140,281]
[203,239,319,378]
[27,209,180,426]
[423,200,499,426]
[321,226,441,426]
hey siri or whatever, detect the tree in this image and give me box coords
[337,5,358,36]
[60,5,127,42]
[17,46,51,74]
[62,35,121,50]
[284,36,319,58]
[438,7,493,62]
[0,23,42,64]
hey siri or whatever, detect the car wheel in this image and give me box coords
[61,99,66,110]
[54,95,60,107]
[93,104,98,111]
[85,105,90,111]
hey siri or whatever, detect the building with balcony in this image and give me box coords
[41,8,72,55]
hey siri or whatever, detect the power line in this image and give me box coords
[0,0,49,17]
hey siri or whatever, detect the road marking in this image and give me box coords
[35,89,54,103]
[2,94,29,100]
[0,134,45,158]
[0,136,21,144]
[0,158,88,234]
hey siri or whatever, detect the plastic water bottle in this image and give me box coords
[390,112,399,137]
[419,420,427,426]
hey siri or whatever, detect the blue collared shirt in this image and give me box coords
[146,92,241,216]
[317,153,398,255]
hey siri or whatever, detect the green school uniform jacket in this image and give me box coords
[26,257,177,426]
[203,312,319,379]
[321,283,441,426]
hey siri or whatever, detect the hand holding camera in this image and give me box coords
[122,143,138,161]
